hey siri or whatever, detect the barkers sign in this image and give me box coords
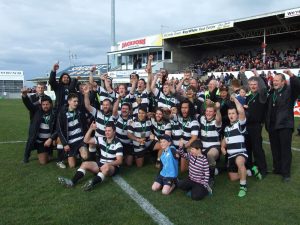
[122,39,146,49]
[118,35,162,51]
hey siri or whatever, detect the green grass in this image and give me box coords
[1,99,300,225]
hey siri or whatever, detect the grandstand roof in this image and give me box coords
[163,7,300,49]
[27,64,108,83]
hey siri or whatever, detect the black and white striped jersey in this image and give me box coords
[96,86,114,104]
[172,115,200,143]
[91,107,114,137]
[128,90,149,118]
[36,114,51,144]
[153,88,178,109]
[113,115,132,145]
[224,119,248,159]
[95,137,123,164]
[66,111,84,144]
[150,117,171,139]
[199,116,221,149]
[128,119,152,153]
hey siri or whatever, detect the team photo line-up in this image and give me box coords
[21,54,300,200]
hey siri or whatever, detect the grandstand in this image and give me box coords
[108,7,300,81]
[0,70,24,99]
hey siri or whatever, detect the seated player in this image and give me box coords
[58,122,123,191]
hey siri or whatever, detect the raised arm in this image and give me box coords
[215,102,222,127]
[146,55,153,92]
[112,96,121,117]
[151,73,159,95]
[89,66,97,85]
[84,122,97,144]
[21,88,36,113]
[49,63,59,90]
[83,85,93,113]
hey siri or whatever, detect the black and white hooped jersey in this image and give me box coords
[128,90,149,118]
[113,115,132,145]
[66,111,84,144]
[128,119,152,152]
[199,116,222,149]
[96,86,114,103]
[150,117,171,138]
[91,107,114,137]
[224,119,247,159]
[115,93,132,114]
[172,115,199,143]
[170,120,182,148]
[36,114,51,144]
[153,88,178,109]
[95,137,123,165]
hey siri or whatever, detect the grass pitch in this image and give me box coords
[0,99,300,225]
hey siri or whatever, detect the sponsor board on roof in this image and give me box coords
[163,21,234,39]
[285,8,300,18]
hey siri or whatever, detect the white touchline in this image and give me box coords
[0,141,26,144]
[113,175,174,225]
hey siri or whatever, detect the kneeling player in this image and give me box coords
[58,122,123,191]
[151,135,178,195]
[221,95,248,198]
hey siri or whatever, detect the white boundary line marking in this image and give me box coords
[113,175,174,225]
[0,140,26,144]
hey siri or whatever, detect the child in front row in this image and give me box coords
[221,95,248,197]
[177,139,211,201]
[152,134,179,195]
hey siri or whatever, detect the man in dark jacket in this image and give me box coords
[265,70,300,182]
[57,93,89,168]
[240,69,268,179]
[49,63,76,168]
[22,88,57,164]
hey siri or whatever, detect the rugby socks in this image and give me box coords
[57,144,64,162]
[71,168,86,184]
[92,172,105,185]
[240,180,247,188]
[88,147,97,161]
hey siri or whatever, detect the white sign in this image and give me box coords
[285,8,300,18]
[163,21,234,39]
[0,70,24,81]
[0,70,23,76]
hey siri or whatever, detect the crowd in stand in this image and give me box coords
[21,54,300,200]
[190,47,300,75]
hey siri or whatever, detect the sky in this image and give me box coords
[0,0,299,84]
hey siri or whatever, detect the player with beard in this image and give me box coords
[171,99,199,172]
[127,106,152,167]
[83,85,114,160]
[112,96,133,166]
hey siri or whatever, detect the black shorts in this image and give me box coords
[155,174,177,186]
[97,162,119,176]
[34,142,52,154]
[133,149,148,159]
[227,154,248,173]
[202,146,220,156]
[122,143,134,156]
[147,140,158,151]
[67,141,87,157]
